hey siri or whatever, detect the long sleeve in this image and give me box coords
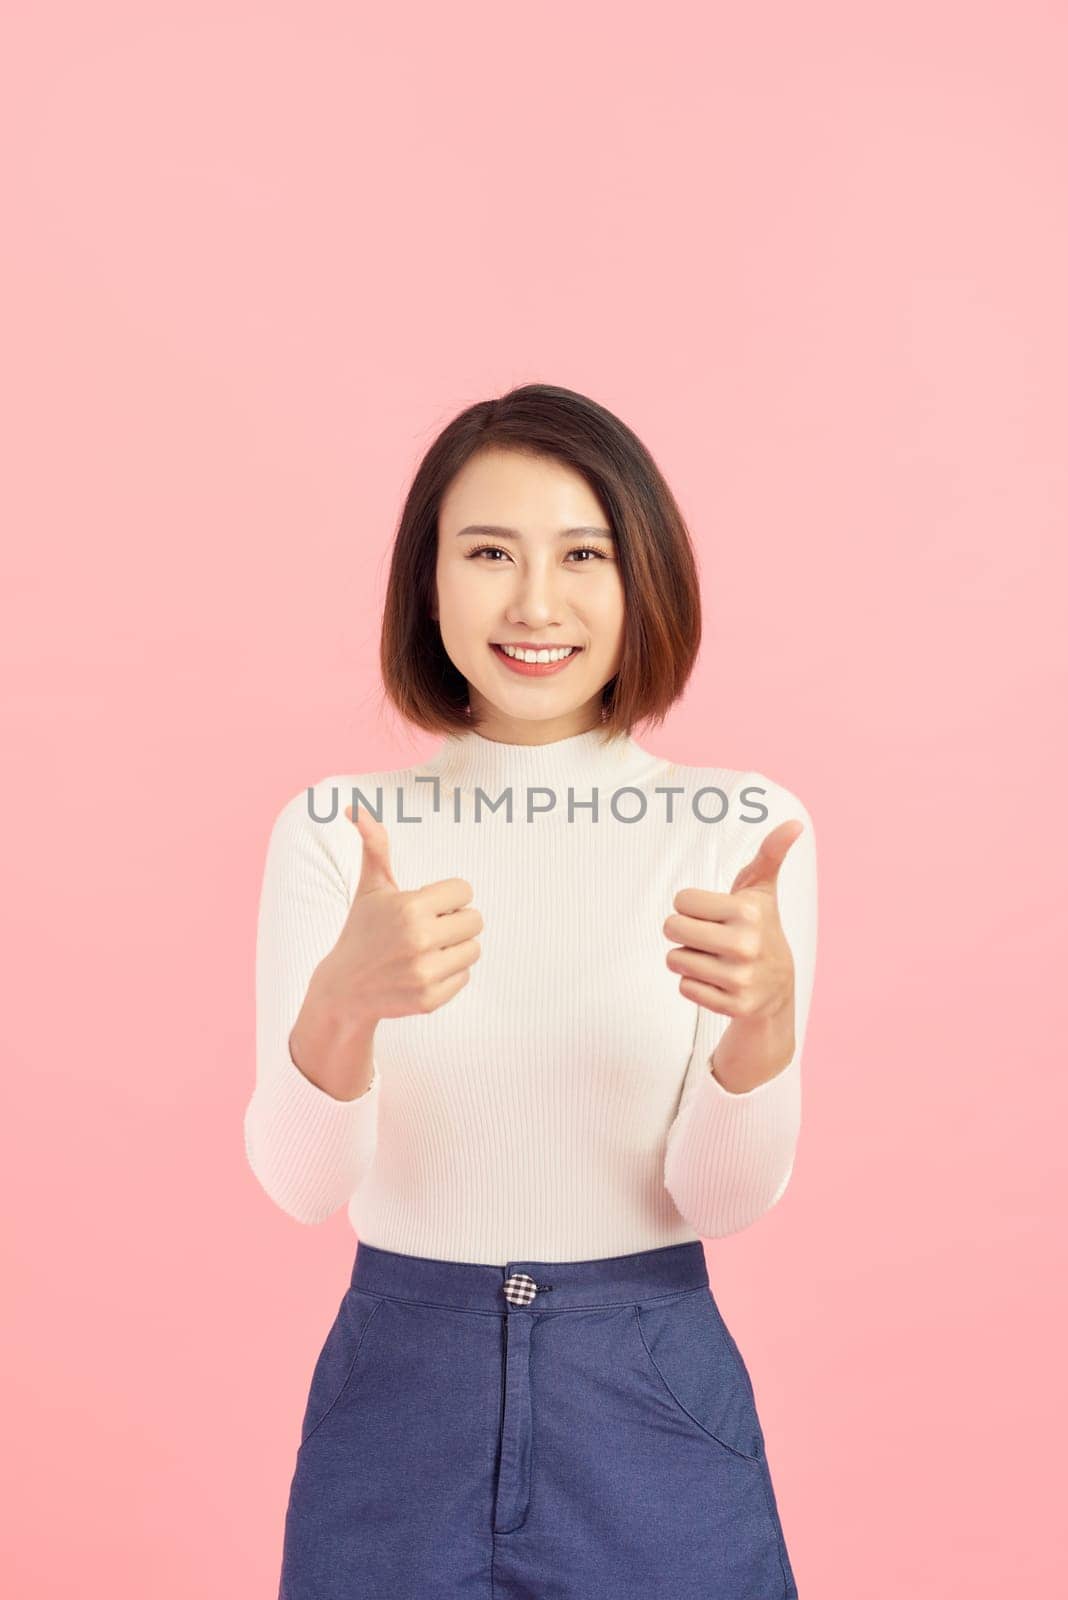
[244,788,382,1225]
[663,771,818,1238]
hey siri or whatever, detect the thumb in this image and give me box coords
[730,819,804,894]
[345,803,400,896]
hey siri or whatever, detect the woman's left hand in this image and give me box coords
[662,819,804,1033]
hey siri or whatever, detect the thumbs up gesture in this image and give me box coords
[662,819,804,1025]
[312,803,483,1027]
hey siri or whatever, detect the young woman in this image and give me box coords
[246,382,817,1599]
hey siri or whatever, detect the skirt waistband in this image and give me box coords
[350,1239,709,1313]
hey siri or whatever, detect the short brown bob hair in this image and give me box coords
[379,382,702,740]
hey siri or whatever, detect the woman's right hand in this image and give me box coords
[311,802,483,1028]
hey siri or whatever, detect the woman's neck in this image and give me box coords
[420,723,659,793]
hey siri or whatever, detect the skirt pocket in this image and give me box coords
[297,1288,384,1457]
[632,1286,766,1466]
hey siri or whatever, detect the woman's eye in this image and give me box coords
[465,544,608,562]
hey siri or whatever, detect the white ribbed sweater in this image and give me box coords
[244,727,818,1264]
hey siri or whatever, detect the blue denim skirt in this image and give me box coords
[278,1239,798,1599]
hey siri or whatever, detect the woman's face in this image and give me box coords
[433,447,626,744]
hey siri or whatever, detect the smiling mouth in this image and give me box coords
[489,642,585,670]
[491,642,584,652]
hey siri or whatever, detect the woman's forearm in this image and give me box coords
[289,960,379,1102]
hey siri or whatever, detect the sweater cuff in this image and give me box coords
[243,1043,381,1225]
[663,1052,800,1238]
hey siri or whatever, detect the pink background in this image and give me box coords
[3,3,1066,1594]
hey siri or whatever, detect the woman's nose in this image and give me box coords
[508,560,564,614]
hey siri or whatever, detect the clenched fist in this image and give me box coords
[661,819,804,1023]
[308,803,484,1028]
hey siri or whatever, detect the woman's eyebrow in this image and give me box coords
[455,524,616,541]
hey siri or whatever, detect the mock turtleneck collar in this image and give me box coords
[421,723,664,792]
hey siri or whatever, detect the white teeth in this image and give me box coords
[498,644,577,663]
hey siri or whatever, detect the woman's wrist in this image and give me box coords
[709,1001,795,1094]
